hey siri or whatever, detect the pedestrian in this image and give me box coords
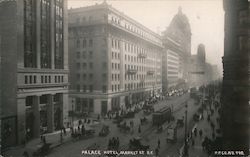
[192,138,195,146]
[199,129,203,137]
[155,147,159,157]
[194,128,197,137]
[138,125,141,133]
[157,139,160,148]
[63,126,66,135]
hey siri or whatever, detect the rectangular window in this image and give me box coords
[41,76,44,83]
[76,63,80,69]
[76,52,80,58]
[34,76,37,83]
[55,76,57,83]
[45,76,47,83]
[89,51,93,58]
[29,75,32,84]
[25,76,28,84]
[82,63,87,69]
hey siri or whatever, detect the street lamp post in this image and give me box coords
[183,101,189,157]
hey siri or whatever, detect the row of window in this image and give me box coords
[76,51,93,59]
[111,84,120,92]
[76,73,93,81]
[24,75,64,84]
[111,51,120,60]
[111,73,120,81]
[111,63,120,70]
[124,54,146,63]
[76,62,94,69]
[111,38,120,49]
[76,38,93,48]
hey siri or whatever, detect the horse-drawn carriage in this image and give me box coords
[123,111,135,118]
[118,122,130,133]
[32,143,52,157]
[99,125,110,137]
[143,105,154,115]
[176,118,184,128]
[140,117,148,125]
[129,137,150,151]
[71,127,95,139]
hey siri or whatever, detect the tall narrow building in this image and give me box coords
[221,0,249,154]
[68,2,163,116]
[0,0,69,149]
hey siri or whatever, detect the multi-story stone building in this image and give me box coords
[221,0,249,154]
[0,0,69,149]
[164,7,191,85]
[68,2,163,116]
[162,36,181,93]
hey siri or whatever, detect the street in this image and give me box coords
[45,92,201,157]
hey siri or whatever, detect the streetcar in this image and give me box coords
[152,106,172,126]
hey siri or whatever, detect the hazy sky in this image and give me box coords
[68,0,224,75]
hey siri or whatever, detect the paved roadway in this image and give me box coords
[47,93,199,157]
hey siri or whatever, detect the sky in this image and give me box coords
[68,0,224,76]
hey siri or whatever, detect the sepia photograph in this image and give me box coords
[0,0,249,157]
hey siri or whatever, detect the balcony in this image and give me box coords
[147,70,155,75]
[138,53,147,58]
[127,69,138,75]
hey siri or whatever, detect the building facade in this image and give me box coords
[68,2,163,116]
[164,7,191,85]
[0,0,69,149]
[162,37,181,93]
[221,0,249,154]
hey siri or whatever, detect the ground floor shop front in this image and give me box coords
[69,86,162,118]
[1,91,68,150]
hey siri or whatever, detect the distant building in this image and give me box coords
[164,7,191,85]
[221,0,249,154]
[162,36,182,93]
[0,0,69,149]
[189,44,206,87]
[68,2,163,116]
[189,44,218,87]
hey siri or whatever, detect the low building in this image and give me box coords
[68,2,163,116]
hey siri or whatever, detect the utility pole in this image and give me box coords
[183,101,189,157]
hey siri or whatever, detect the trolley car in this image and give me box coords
[152,106,172,126]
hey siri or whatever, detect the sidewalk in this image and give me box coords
[186,96,220,157]
[3,118,103,157]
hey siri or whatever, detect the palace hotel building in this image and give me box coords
[0,0,69,149]
[68,2,163,116]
